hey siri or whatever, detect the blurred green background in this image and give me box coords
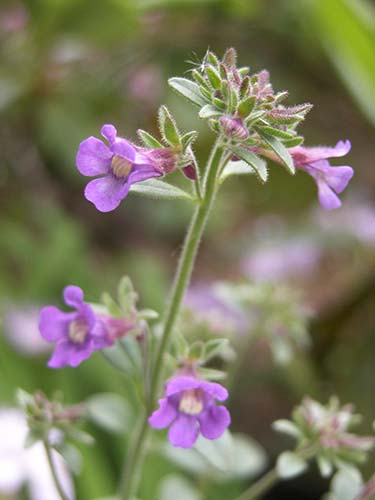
[0,0,374,499]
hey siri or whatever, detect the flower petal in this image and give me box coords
[101,124,117,144]
[291,140,351,165]
[111,139,136,163]
[128,164,162,184]
[63,286,84,309]
[166,376,201,397]
[68,341,94,367]
[199,380,228,401]
[47,340,75,368]
[168,414,199,448]
[199,405,231,440]
[84,175,128,212]
[324,166,354,194]
[316,179,342,210]
[76,137,112,176]
[39,306,74,342]
[148,398,177,429]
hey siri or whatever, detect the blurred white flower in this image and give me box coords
[0,408,74,499]
[3,305,51,356]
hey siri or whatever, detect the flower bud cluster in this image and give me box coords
[170,48,312,150]
[16,389,89,448]
[273,397,375,477]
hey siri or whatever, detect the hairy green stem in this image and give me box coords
[234,446,318,500]
[43,440,70,500]
[118,141,226,500]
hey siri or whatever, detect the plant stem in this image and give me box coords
[118,140,226,500]
[234,446,318,500]
[43,440,70,500]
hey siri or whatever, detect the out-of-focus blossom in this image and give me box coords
[128,64,163,106]
[0,408,74,500]
[76,124,168,212]
[289,140,353,210]
[0,4,29,34]
[183,284,248,336]
[241,238,322,282]
[39,285,133,368]
[149,373,230,448]
[314,198,375,247]
[273,397,375,477]
[358,474,375,500]
[3,305,51,356]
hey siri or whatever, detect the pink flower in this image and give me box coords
[289,140,353,210]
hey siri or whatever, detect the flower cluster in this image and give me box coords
[39,285,135,368]
[148,371,230,448]
[273,397,375,477]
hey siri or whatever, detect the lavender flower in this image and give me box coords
[148,374,230,448]
[289,140,353,210]
[76,124,165,212]
[39,285,132,368]
[183,284,248,336]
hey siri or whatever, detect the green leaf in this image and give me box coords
[55,443,83,474]
[276,451,307,479]
[158,474,202,500]
[220,160,256,182]
[86,393,133,435]
[258,126,296,140]
[191,69,209,89]
[130,179,194,201]
[257,130,295,174]
[158,106,180,146]
[282,136,304,148]
[199,104,222,119]
[230,147,269,183]
[168,77,208,107]
[180,130,198,149]
[237,95,256,118]
[212,97,227,111]
[117,276,138,314]
[101,292,123,317]
[204,338,231,362]
[162,431,267,481]
[198,367,226,381]
[138,308,159,320]
[205,66,221,90]
[137,129,163,149]
[272,419,302,439]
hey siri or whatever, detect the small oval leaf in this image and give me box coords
[130,179,194,201]
[168,77,208,107]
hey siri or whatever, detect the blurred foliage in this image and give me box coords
[0,0,374,498]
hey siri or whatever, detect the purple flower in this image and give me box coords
[76,124,163,212]
[148,374,231,448]
[290,140,353,210]
[39,286,113,368]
